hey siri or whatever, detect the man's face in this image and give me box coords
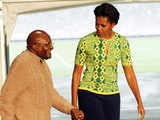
[96,16,115,38]
[34,35,53,60]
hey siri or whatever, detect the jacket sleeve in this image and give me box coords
[50,88,74,114]
[0,57,32,120]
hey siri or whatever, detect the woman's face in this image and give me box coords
[96,16,115,38]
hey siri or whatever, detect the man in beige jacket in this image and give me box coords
[0,30,84,120]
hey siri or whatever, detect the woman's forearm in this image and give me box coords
[72,72,79,108]
[123,66,143,105]
[72,79,79,108]
[72,65,83,108]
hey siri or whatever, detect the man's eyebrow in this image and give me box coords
[96,23,106,25]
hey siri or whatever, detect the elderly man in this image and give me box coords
[0,30,84,120]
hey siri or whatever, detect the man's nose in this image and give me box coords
[50,45,54,50]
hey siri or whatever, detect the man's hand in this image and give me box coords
[71,108,84,120]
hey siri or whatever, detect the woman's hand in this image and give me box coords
[137,103,145,120]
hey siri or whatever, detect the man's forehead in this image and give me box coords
[35,36,51,44]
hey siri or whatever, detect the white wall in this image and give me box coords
[12,2,160,40]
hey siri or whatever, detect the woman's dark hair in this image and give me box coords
[94,3,120,24]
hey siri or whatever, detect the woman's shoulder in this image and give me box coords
[115,32,126,39]
[80,32,96,41]
[115,33,128,43]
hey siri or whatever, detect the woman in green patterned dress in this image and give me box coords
[72,3,145,120]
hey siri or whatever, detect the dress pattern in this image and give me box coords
[75,32,132,95]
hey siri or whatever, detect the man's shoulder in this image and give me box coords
[8,50,31,71]
[12,50,31,64]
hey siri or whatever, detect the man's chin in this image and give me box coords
[45,55,51,60]
[48,56,51,59]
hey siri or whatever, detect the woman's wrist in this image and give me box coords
[137,100,143,106]
[73,105,78,109]
[136,96,143,105]
[72,101,78,108]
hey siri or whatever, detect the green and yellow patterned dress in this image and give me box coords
[75,32,132,95]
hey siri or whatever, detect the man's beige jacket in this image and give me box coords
[0,50,73,120]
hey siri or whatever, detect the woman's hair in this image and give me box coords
[94,3,120,24]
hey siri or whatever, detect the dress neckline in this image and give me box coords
[94,32,117,41]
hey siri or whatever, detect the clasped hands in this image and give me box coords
[71,108,84,120]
